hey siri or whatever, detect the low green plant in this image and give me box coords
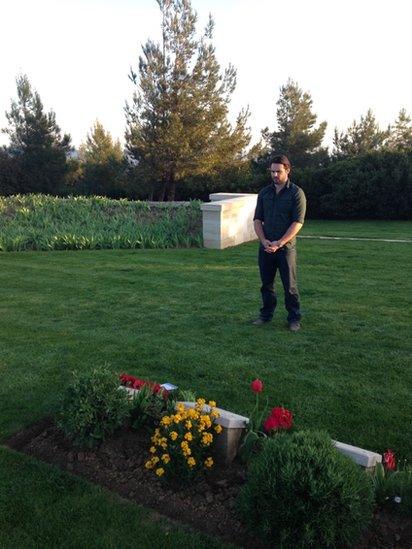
[164,388,197,416]
[57,366,129,448]
[0,194,202,251]
[128,385,165,431]
[237,430,374,548]
[176,388,197,402]
[372,461,412,516]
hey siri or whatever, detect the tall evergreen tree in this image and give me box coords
[125,0,251,201]
[79,121,123,165]
[2,74,72,194]
[264,79,328,168]
[386,108,412,152]
[79,121,126,197]
[333,109,389,158]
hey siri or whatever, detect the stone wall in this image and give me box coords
[201,193,258,249]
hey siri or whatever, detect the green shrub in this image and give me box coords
[237,430,374,548]
[57,366,129,448]
[296,151,412,220]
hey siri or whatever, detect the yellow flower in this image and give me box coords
[208,400,217,408]
[187,457,196,467]
[170,431,178,441]
[161,454,170,464]
[152,456,160,464]
[214,424,223,434]
[187,408,198,419]
[155,467,165,477]
[176,403,185,414]
[204,457,214,468]
[180,440,191,455]
[149,446,156,454]
[145,460,154,469]
[173,414,182,424]
[200,415,212,428]
[202,432,213,446]
[161,416,171,426]
[196,398,206,406]
[210,410,220,419]
[184,432,193,441]
[185,420,192,430]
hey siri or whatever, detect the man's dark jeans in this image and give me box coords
[258,246,301,323]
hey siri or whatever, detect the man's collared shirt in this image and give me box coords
[253,180,306,247]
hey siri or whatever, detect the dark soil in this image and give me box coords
[6,419,412,548]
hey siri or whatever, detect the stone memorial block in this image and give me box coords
[333,440,382,470]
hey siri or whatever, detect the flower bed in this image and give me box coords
[6,417,252,546]
[5,369,411,547]
[6,418,411,548]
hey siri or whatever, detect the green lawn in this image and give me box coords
[302,219,412,239]
[0,221,411,547]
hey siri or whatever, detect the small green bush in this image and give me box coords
[237,430,374,548]
[57,366,129,447]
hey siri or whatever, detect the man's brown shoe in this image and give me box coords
[288,321,301,332]
[252,318,271,326]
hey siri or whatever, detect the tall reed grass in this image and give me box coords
[0,194,203,251]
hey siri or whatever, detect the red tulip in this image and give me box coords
[263,406,293,432]
[383,449,396,471]
[251,379,264,393]
[263,414,278,432]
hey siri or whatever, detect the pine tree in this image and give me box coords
[333,109,389,158]
[386,109,412,152]
[2,74,72,194]
[125,0,251,201]
[79,121,123,164]
[264,79,328,168]
[79,121,125,197]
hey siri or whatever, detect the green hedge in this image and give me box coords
[174,151,412,220]
[296,151,411,219]
[2,151,411,219]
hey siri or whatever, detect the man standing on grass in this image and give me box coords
[252,155,306,331]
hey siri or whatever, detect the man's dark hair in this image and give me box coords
[269,155,291,171]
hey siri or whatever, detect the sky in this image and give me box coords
[0,0,411,151]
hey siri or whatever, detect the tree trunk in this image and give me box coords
[158,181,167,202]
[167,172,176,202]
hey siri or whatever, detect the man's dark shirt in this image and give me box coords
[253,180,306,248]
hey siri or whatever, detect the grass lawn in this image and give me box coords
[302,219,412,239]
[0,220,411,547]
